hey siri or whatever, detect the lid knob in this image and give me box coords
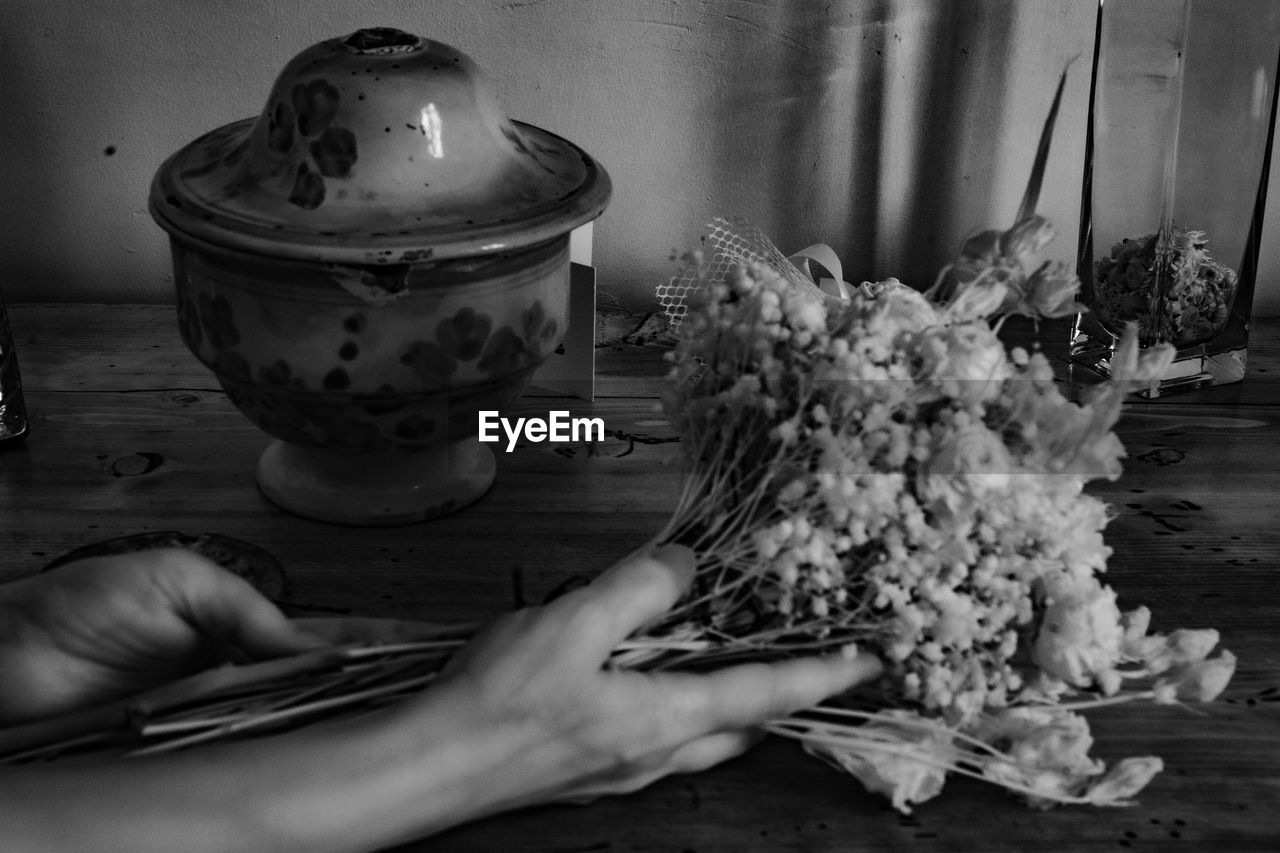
[341,27,424,54]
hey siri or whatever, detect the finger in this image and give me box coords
[667,651,883,736]
[157,550,329,659]
[551,543,695,649]
[664,728,763,776]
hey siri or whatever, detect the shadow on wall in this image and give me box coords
[704,0,1066,290]
[0,18,79,300]
[702,0,884,279]
[893,1,1016,287]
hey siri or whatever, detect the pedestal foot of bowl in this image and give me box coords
[256,438,496,525]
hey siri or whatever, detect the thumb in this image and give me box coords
[211,594,331,661]
[160,550,329,660]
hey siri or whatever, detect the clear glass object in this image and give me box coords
[0,286,28,445]
[1071,0,1280,396]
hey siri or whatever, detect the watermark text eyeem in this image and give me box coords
[477,410,605,453]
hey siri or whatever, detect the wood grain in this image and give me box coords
[1,304,1278,851]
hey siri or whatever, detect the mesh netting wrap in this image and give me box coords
[657,217,831,330]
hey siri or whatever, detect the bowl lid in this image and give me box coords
[150,27,610,265]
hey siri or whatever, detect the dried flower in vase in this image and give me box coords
[1093,227,1238,347]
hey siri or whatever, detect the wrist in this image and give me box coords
[0,578,55,725]
[216,680,560,849]
[370,678,570,832]
[0,574,31,645]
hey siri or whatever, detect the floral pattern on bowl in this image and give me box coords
[172,237,569,456]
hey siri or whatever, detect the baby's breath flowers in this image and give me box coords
[638,216,1236,811]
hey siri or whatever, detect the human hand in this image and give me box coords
[419,543,883,815]
[0,548,323,725]
[0,545,882,852]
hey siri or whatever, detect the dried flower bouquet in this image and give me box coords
[637,212,1235,811]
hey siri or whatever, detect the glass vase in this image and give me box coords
[1071,0,1280,397]
[0,286,28,445]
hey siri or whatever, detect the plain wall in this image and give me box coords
[1,0,1277,316]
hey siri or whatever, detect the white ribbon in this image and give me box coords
[787,243,852,303]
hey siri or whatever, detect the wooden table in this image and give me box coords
[2,304,1278,851]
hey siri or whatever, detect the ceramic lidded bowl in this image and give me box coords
[149,27,610,525]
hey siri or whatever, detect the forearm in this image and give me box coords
[0,684,543,853]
